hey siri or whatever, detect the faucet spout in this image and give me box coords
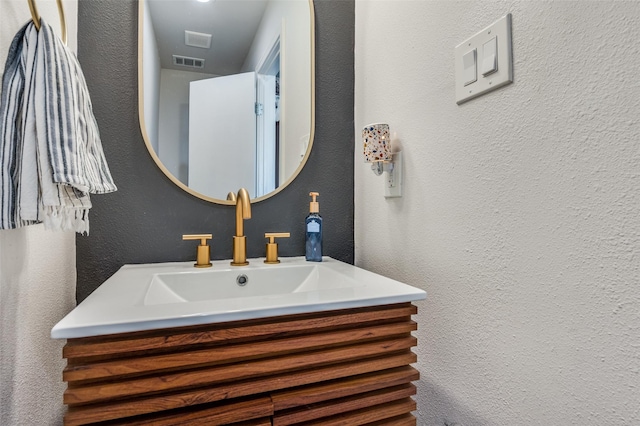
[231,188,251,266]
[235,188,251,237]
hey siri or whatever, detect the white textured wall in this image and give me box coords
[142,1,161,153]
[355,1,640,425]
[158,68,216,184]
[0,1,77,424]
[243,0,312,180]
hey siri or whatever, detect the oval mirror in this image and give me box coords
[138,0,314,204]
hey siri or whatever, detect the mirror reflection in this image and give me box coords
[140,0,314,202]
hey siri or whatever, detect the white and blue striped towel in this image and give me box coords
[0,20,116,234]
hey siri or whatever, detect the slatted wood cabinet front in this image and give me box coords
[62,303,420,425]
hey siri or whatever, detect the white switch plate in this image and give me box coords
[455,14,513,104]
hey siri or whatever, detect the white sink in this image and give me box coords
[52,257,426,339]
[144,263,360,305]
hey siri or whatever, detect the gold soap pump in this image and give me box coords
[305,192,323,262]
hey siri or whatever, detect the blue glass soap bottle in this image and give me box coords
[305,192,322,262]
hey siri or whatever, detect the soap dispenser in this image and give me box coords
[305,192,322,262]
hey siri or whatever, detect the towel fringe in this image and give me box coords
[41,205,89,234]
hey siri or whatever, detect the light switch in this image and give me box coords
[462,49,477,86]
[481,37,498,76]
[455,14,512,104]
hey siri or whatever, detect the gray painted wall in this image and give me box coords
[76,0,354,302]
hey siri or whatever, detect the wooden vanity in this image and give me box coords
[61,302,420,425]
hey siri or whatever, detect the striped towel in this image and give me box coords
[0,20,116,234]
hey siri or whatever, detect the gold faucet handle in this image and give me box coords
[182,234,212,244]
[182,234,212,268]
[265,232,290,243]
[264,232,290,264]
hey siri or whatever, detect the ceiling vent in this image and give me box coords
[173,55,205,69]
[185,30,212,49]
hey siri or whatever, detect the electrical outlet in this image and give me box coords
[384,151,403,198]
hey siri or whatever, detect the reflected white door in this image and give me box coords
[189,72,256,199]
[255,74,276,197]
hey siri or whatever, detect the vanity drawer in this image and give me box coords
[62,303,420,425]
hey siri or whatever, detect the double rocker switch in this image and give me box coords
[182,232,291,267]
[463,36,498,86]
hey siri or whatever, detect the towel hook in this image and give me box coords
[27,0,67,45]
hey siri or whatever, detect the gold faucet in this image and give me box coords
[231,188,252,266]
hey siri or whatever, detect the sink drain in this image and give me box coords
[236,274,248,286]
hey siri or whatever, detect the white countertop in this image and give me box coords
[52,256,426,339]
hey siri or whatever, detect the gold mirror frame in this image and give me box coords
[137,0,315,205]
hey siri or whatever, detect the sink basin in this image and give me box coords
[144,264,360,305]
[52,256,426,339]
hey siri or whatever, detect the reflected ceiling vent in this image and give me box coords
[185,30,212,49]
[173,55,205,69]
